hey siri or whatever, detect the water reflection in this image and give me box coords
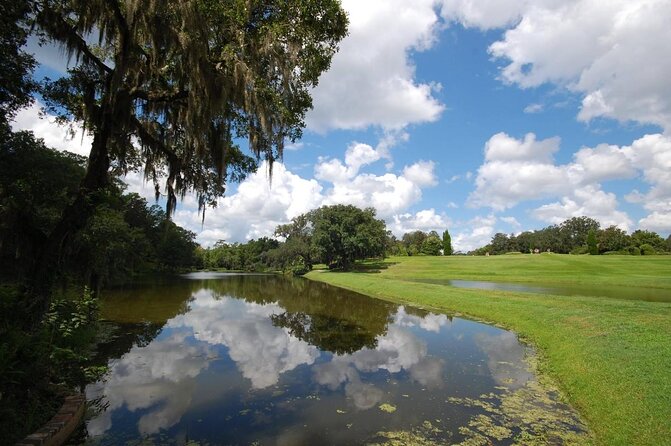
[87,274,585,445]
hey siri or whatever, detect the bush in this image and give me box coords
[628,246,641,256]
[289,257,310,276]
[570,245,589,255]
[640,243,656,255]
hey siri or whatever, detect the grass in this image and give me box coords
[306,255,671,446]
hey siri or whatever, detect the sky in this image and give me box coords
[12,0,671,251]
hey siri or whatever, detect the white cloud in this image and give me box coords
[570,143,637,184]
[402,160,438,187]
[388,209,450,237]
[500,216,521,229]
[638,212,671,233]
[440,0,527,29]
[452,214,497,252]
[306,0,445,132]
[174,162,324,246]
[443,0,671,130]
[470,132,635,228]
[11,102,93,156]
[484,132,560,163]
[533,185,633,231]
[523,103,544,114]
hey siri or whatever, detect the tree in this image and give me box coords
[587,229,598,255]
[402,231,428,256]
[559,217,600,251]
[27,0,348,318]
[442,229,453,255]
[597,226,630,253]
[421,235,442,256]
[310,205,388,269]
[630,230,666,252]
[0,131,86,279]
[490,233,512,254]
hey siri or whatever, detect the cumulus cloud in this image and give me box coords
[533,185,633,231]
[469,133,570,210]
[306,0,444,132]
[441,0,671,130]
[452,214,497,252]
[316,144,440,220]
[173,162,324,246]
[402,161,438,187]
[500,216,521,229]
[11,102,92,156]
[387,209,451,238]
[469,132,637,229]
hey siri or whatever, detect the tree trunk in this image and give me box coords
[25,124,111,327]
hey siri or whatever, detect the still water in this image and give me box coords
[83,273,586,445]
[409,278,671,302]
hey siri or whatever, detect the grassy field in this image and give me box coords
[306,255,671,446]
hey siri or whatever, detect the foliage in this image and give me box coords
[0,285,104,443]
[587,229,598,255]
[559,216,600,249]
[0,132,200,286]
[639,243,656,256]
[0,129,86,279]
[43,287,106,385]
[401,231,428,256]
[442,229,453,256]
[309,205,388,269]
[0,1,36,123]
[471,216,668,256]
[630,230,666,252]
[201,237,279,271]
[421,234,443,256]
[597,226,630,253]
[24,0,348,322]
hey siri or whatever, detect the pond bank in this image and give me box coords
[305,255,671,446]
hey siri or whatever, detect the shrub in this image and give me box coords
[570,245,589,255]
[640,244,656,256]
[289,257,310,276]
[628,246,641,256]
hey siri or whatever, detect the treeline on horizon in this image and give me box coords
[469,216,671,256]
[199,215,671,275]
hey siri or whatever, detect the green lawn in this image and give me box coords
[306,255,671,446]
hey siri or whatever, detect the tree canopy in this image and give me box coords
[35,0,348,214]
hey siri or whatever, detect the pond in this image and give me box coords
[83,273,587,445]
[407,278,671,302]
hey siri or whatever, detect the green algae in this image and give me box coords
[378,403,397,413]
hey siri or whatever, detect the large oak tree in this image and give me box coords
[26,0,347,317]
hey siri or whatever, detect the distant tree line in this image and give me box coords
[386,229,453,256]
[199,204,389,275]
[470,216,671,256]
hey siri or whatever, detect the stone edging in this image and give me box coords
[15,394,86,446]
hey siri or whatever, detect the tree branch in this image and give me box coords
[35,3,113,75]
[130,89,189,104]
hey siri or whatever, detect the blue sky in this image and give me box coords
[13,0,671,251]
